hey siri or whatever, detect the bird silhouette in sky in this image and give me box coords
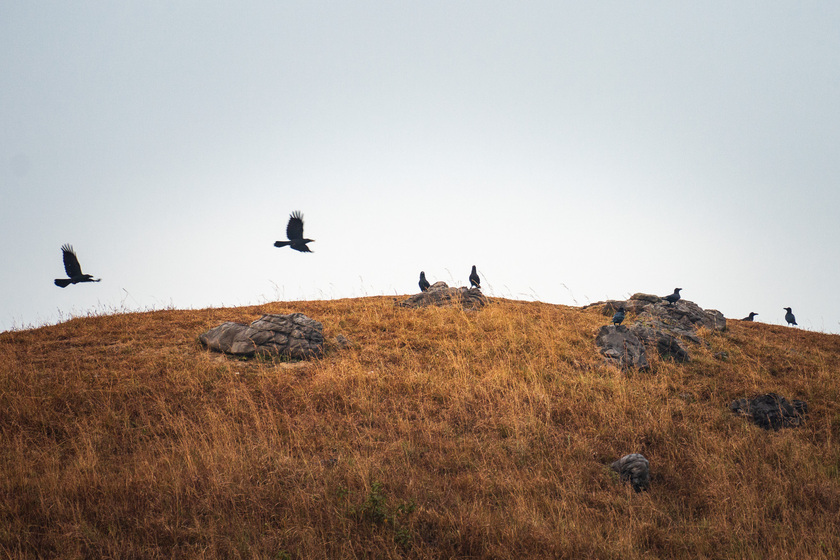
[274,211,314,253]
[419,271,430,292]
[469,265,480,289]
[742,312,758,321]
[54,244,100,287]
[784,307,797,326]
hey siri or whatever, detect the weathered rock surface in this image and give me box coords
[610,453,650,492]
[398,281,487,310]
[730,393,808,430]
[594,325,649,370]
[199,313,324,359]
[589,293,725,363]
[593,293,726,332]
[629,324,690,363]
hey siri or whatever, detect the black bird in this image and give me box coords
[663,288,682,306]
[612,306,626,327]
[419,271,430,292]
[784,307,797,326]
[469,265,480,289]
[274,211,314,253]
[54,244,100,287]
[742,312,758,321]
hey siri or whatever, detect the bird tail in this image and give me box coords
[274,241,290,248]
[54,279,71,288]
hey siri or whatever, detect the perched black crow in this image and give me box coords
[54,244,100,287]
[784,307,798,326]
[274,211,314,252]
[419,271,430,292]
[612,306,626,327]
[663,288,682,305]
[742,312,758,321]
[469,265,480,289]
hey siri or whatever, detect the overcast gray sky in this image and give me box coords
[2,2,839,332]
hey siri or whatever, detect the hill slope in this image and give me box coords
[2,297,840,559]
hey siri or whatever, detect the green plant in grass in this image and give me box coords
[352,481,417,549]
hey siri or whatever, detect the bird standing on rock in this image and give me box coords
[742,312,758,321]
[784,307,797,326]
[274,211,314,253]
[664,288,682,305]
[54,245,100,287]
[612,306,626,327]
[419,271,430,292]
[469,265,480,289]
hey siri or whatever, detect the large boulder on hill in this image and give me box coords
[398,281,487,310]
[595,325,649,370]
[610,453,650,492]
[199,313,324,359]
[730,393,808,430]
[593,293,726,333]
[629,323,691,362]
[589,293,725,363]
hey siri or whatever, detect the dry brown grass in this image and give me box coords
[2,297,840,559]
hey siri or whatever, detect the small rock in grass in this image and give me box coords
[610,453,650,492]
[730,393,808,430]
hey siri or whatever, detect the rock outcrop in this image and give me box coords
[610,453,650,492]
[594,293,726,334]
[730,393,808,430]
[591,293,725,365]
[629,324,690,363]
[199,313,324,359]
[398,281,487,310]
[594,325,650,370]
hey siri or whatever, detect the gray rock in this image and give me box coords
[588,294,726,332]
[199,313,324,359]
[590,296,651,316]
[610,453,650,492]
[398,281,487,310]
[730,393,808,430]
[594,325,650,370]
[628,292,662,305]
[587,293,726,363]
[630,323,691,362]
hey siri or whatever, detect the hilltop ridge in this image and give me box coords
[2,296,840,559]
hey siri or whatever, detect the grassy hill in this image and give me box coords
[2,296,840,559]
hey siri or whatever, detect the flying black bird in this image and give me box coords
[469,265,480,289]
[663,288,682,306]
[273,211,314,253]
[419,271,430,292]
[612,306,626,327]
[742,312,758,321]
[54,244,100,288]
[784,307,797,326]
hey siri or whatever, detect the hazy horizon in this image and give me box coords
[3,2,839,333]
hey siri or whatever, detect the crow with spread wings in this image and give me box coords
[274,211,314,253]
[54,244,101,287]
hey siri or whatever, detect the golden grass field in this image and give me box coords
[2,296,839,559]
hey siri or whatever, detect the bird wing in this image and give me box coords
[286,211,305,241]
[61,244,83,277]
